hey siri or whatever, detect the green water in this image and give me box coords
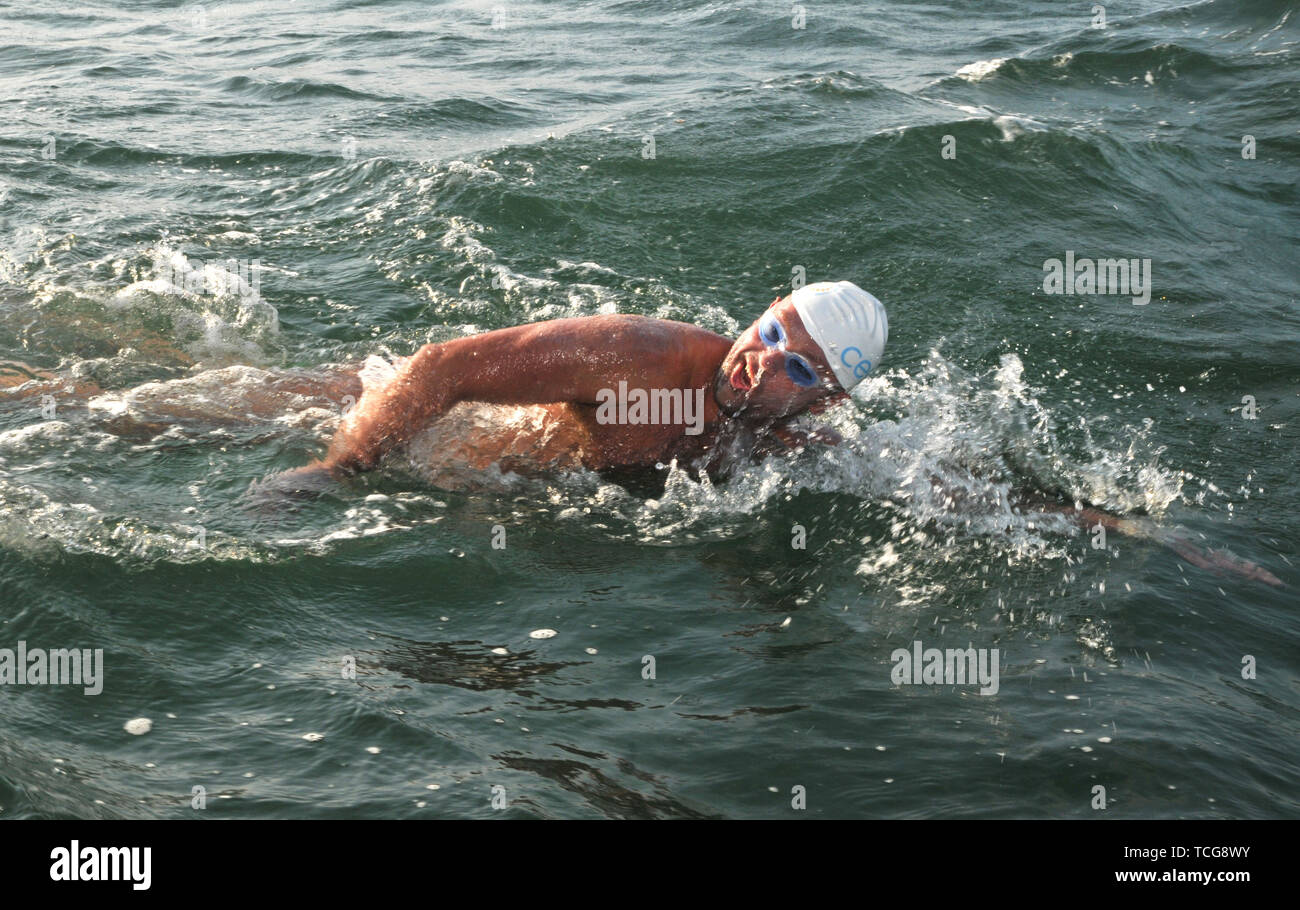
[0,0,1296,818]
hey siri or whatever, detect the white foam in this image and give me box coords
[124,717,152,735]
[955,58,1007,82]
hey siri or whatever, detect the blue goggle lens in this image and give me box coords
[785,355,817,387]
[759,313,785,345]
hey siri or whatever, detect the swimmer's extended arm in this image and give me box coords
[318,315,724,474]
[1020,495,1284,587]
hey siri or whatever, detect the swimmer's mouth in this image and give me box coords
[729,357,755,392]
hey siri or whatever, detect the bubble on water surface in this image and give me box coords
[124,717,152,735]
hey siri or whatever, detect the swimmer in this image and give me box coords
[255,278,1279,586]
[272,279,888,489]
[0,279,1278,585]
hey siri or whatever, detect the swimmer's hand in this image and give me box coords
[768,424,843,451]
[1147,524,1284,587]
[1024,499,1284,587]
[243,460,341,506]
[805,427,844,446]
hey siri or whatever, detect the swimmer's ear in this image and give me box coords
[806,391,849,414]
[768,296,782,309]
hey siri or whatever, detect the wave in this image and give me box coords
[216,75,397,103]
[939,0,1296,92]
[942,42,1242,90]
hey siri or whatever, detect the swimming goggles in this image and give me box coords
[757,310,820,388]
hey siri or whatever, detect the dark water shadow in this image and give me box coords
[494,743,723,819]
[359,632,584,696]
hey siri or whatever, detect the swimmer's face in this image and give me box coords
[714,295,843,420]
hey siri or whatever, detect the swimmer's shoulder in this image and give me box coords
[580,313,731,347]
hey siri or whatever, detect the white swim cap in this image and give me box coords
[789,280,888,390]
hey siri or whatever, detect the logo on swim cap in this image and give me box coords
[840,346,872,380]
[789,281,888,391]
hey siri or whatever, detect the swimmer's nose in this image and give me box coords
[755,348,785,382]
